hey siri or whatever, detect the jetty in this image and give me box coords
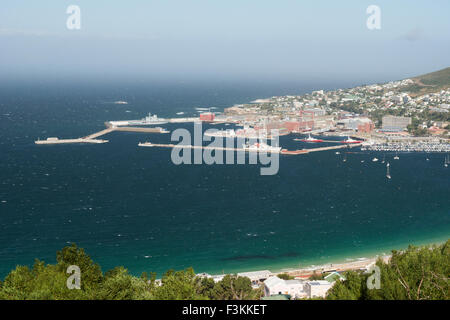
[35,124,169,145]
[138,141,360,155]
[35,137,108,145]
[305,143,361,153]
[138,142,285,154]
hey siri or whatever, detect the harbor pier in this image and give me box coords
[138,141,360,155]
[35,124,169,145]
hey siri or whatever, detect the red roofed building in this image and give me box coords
[199,112,215,122]
[357,122,375,133]
[282,120,315,133]
[284,121,301,132]
[428,126,445,135]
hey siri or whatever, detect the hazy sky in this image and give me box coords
[1,0,449,83]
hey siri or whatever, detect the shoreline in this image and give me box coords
[283,255,391,279]
[207,235,449,279]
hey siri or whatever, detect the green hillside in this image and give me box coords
[400,67,450,96]
[414,67,450,86]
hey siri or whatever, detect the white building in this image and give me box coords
[337,117,372,130]
[264,276,306,299]
[304,280,333,298]
[304,107,326,117]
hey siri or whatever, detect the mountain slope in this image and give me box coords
[400,67,450,96]
[414,67,450,86]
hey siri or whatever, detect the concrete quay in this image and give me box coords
[36,125,169,145]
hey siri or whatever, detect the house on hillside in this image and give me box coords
[263,276,307,299]
[304,280,333,298]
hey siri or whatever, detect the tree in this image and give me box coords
[152,268,207,300]
[210,275,262,300]
[1,242,448,300]
[326,271,365,300]
[327,241,450,300]
[308,271,325,280]
[98,267,151,300]
[56,243,103,292]
[277,273,295,280]
[0,259,91,300]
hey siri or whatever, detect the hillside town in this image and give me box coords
[210,78,449,144]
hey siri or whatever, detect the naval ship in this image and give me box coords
[128,113,168,125]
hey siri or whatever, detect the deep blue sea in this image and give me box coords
[0,80,449,278]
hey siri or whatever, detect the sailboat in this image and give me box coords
[386,162,391,179]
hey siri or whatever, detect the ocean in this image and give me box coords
[0,79,449,278]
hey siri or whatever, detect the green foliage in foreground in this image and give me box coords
[0,241,448,300]
[0,244,262,300]
[327,240,450,300]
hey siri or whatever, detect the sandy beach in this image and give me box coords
[282,255,391,279]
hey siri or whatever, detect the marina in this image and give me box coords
[362,142,450,153]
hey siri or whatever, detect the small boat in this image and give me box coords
[445,154,449,167]
[336,152,341,155]
[372,157,379,162]
[381,155,385,164]
[386,162,391,179]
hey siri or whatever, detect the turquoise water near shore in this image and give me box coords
[0,81,449,278]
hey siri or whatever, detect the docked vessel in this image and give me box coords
[340,136,362,144]
[205,127,275,139]
[297,134,323,143]
[128,113,168,125]
[204,129,237,138]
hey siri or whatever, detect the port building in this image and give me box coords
[199,112,215,122]
[381,115,412,131]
